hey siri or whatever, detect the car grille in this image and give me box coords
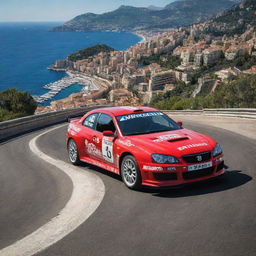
[182,151,211,163]
[216,162,224,172]
[182,167,214,180]
[153,172,177,181]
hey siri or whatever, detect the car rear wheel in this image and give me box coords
[121,155,141,190]
[68,139,80,165]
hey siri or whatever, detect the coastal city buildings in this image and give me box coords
[38,21,256,112]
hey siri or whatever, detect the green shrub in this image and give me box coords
[0,89,37,122]
[138,54,181,69]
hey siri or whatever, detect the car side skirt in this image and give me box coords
[80,156,120,175]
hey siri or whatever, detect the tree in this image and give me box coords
[68,44,115,61]
[0,89,37,122]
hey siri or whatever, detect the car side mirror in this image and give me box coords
[177,121,183,127]
[103,130,117,138]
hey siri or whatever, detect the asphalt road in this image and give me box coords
[0,131,74,250]
[0,119,256,256]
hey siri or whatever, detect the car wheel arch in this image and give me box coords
[119,152,142,189]
[67,137,82,155]
[119,152,136,172]
[67,137,73,148]
[67,137,78,149]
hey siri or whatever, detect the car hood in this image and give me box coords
[127,128,216,157]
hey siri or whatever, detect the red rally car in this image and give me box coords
[67,106,225,189]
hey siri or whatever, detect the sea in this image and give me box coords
[0,22,141,104]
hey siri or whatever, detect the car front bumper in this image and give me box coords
[139,157,225,187]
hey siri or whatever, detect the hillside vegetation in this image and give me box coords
[205,0,256,36]
[68,44,115,61]
[0,89,37,122]
[138,54,181,70]
[151,74,256,110]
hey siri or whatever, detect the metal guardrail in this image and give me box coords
[163,110,203,115]
[163,108,256,119]
[0,107,255,143]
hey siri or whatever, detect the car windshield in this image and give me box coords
[116,112,181,136]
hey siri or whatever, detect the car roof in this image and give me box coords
[90,106,159,116]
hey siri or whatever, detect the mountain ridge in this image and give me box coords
[204,0,256,36]
[52,0,240,32]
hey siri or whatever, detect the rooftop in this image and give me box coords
[90,106,158,116]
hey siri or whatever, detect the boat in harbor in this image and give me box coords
[32,72,95,104]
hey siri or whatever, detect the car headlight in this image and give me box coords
[213,143,222,156]
[152,154,180,164]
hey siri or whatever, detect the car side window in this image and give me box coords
[83,113,98,129]
[96,113,116,133]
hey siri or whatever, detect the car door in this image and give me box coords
[80,112,101,159]
[94,113,117,166]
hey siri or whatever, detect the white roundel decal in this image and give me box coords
[102,138,114,163]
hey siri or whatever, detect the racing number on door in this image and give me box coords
[102,138,114,163]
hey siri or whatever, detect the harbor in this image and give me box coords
[32,71,101,104]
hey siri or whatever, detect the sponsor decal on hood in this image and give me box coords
[153,134,183,142]
[178,143,208,151]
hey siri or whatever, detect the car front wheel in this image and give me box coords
[121,155,141,190]
[68,139,80,165]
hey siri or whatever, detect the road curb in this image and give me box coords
[0,125,105,256]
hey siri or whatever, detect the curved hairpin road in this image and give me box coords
[0,116,255,256]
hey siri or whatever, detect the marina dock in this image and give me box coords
[32,72,101,104]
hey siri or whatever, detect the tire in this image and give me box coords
[121,155,142,190]
[68,139,80,165]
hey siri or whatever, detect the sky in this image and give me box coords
[0,0,175,22]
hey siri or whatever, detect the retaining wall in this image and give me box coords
[0,106,101,142]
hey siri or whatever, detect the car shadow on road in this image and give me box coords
[79,162,123,181]
[78,162,252,197]
[142,170,252,198]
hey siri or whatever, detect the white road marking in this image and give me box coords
[0,125,105,256]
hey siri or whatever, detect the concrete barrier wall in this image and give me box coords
[1,107,256,143]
